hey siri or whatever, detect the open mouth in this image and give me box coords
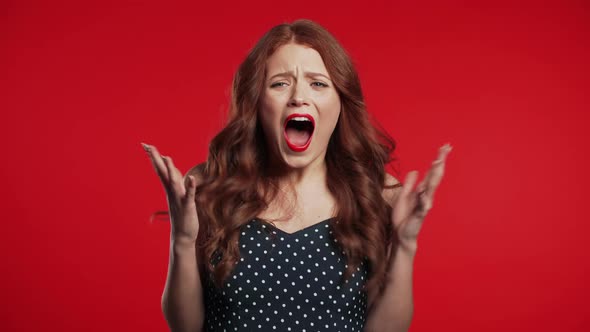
[283,113,315,152]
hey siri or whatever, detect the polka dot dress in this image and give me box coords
[203,217,369,332]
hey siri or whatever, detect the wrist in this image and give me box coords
[398,239,418,255]
[171,234,197,249]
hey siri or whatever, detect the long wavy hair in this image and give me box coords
[153,19,401,304]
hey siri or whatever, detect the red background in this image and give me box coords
[2,0,589,331]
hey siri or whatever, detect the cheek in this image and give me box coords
[321,112,340,136]
[258,106,281,138]
[317,112,341,144]
[261,93,289,126]
[319,97,341,132]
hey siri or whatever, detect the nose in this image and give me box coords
[288,97,308,107]
[288,83,310,107]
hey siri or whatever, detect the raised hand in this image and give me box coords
[142,143,200,245]
[392,143,452,251]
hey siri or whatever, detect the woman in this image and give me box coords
[143,19,452,332]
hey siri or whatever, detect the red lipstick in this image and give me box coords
[283,113,315,152]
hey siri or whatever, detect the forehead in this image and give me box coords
[266,43,329,75]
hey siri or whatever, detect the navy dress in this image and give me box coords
[203,217,369,332]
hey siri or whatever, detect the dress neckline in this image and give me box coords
[254,217,336,237]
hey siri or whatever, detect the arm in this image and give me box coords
[366,145,451,332]
[162,239,206,332]
[161,165,206,332]
[364,243,416,332]
[364,174,415,332]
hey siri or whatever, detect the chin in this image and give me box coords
[282,155,314,169]
[279,146,323,170]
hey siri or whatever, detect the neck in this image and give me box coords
[287,159,327,189]
[260,153,332,223]
[266,155,328,192]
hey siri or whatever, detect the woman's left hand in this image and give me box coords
[392,143,453,251]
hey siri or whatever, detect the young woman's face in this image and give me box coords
[259,42,341,170]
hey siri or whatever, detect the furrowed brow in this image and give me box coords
[267,71,332,81]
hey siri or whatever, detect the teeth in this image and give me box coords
[291,116,311,122]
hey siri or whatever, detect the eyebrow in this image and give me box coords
[267,71,332,82]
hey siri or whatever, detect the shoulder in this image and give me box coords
[184,162,207,185]
[381,172,403,207]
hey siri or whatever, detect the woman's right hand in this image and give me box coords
[142,143,200,245]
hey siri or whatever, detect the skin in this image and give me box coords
[255,42,343,228]
[394,144,453,250]
[142,40,454,332]
[259,42,341,186]
[364,144,452,332]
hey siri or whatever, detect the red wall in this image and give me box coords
[2,1,589,331]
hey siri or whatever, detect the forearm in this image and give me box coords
[365,243,416,332]
[161,235,205,332]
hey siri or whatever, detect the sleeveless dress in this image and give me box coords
[203,217,369,332]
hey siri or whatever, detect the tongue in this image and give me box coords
[285,127,311,146]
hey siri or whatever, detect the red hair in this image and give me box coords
[153,19,401,304]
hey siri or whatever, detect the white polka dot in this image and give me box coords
[204,221,368,330]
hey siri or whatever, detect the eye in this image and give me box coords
[270,82,288,88]
[312,81,329,87]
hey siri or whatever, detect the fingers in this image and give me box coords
[401,170,419,198]
[400,171,422,212]
[185,175,197,202]
[423,143,452,199]
[142,143,170,184]
[399,143,452,220]
[162,155,185,195]
[142,143,193,201]
[416,179,426,194]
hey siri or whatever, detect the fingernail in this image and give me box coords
[141,143,150,152]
